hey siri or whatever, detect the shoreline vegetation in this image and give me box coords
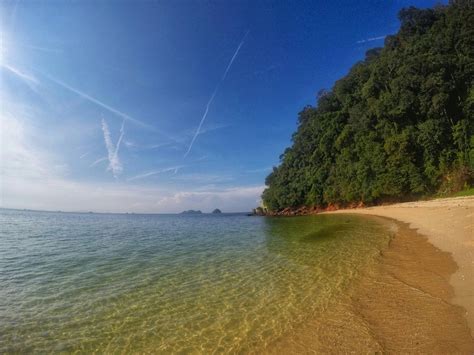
[261,1,474,213]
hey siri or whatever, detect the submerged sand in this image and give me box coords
[265,217,474,353]
[326,196,474,336]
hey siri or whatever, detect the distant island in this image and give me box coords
[180,210,202,214]
[212,209,222,214]
[262,2,474,214]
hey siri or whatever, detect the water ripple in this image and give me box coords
[0,210,389,353]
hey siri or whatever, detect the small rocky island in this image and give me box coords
[180,210,202,214]
[212,209,222,214]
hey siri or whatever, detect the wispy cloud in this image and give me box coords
[246,166,272,174]
[0,101,262,213]
[356,35,386,44]
[171,172,234,184]
[127,165,185,181]
[253,64,280,76]
[126,171,160,181]
[1,110,55,180]
[17,43,63,54]
[3,38,63,54]
[153,186,264,213]
[2,174,264,213]
[101,118,124,178]
[184,30,249,158]
[90,156,107,167]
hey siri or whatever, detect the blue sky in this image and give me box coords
[0,0,443,213]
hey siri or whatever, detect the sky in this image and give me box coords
[0,0,444,213]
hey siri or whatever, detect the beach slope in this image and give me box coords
[325,196,474,335]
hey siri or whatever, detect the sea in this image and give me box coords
[0,208,391,353]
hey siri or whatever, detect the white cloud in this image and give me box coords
[1,174,263,213]
[153,186,263,213]
[0,109,263,213]
[0,109,60,181]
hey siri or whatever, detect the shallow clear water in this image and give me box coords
[0,209,390,353]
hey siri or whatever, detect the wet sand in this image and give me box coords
[265,215,474,353]
[326,196,474,336]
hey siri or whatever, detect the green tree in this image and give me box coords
[263,1,474,211]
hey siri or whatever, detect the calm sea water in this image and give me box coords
[0,209,390,353]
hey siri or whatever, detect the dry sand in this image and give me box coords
[325,196,474,336]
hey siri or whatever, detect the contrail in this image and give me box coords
[37,69,181,143]
[356,35,386,44]
[42,71,152,129]
[90,157,107,167]
[101,118,124,178]
[221,30,249,81]
[6,0,20,33]
[17,43,63,54]
[127,165,185,181]
[0,63,43,97]
[5,62,182,145]
[1,63,39,85]
[184,30,249,158]
[183,86,219,158]
[114,119,125,164]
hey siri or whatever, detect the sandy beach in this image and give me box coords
[265,212,474,353]
[326,196,474,336]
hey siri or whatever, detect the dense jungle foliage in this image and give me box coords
[262,1,474,211]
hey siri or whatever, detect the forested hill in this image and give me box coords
[262,1,474,212]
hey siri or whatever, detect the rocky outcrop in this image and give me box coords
[251,202,366,216]
[248,207,266,216]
